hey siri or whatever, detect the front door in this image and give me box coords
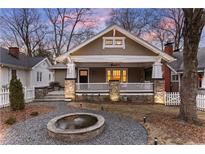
[79,70,88,83]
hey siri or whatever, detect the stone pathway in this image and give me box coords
[0,102,147,145]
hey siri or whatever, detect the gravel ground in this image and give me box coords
[0,102,147,145]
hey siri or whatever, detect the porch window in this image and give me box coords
[106,68,127,82]
[122,70,127,82]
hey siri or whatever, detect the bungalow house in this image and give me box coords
[0,47,54,90]
[164,43,205,93]
[52,25,175,103]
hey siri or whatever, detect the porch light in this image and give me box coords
[143,116,146,123]
[154,137,158,145]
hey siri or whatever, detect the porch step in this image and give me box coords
[34,98,66,102]
[43,95,65,99]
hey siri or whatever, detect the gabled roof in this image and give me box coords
[0,47,47,69]
[169,47,205,73]
[56,25,175,63]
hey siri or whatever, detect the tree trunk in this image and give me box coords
[178,9,205,124]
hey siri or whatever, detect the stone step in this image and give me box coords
[34,98,67,102]
[44,95,65,99]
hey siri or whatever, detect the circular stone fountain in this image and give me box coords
[47,113,105,142]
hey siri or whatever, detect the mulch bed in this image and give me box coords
[0,103,55,132]
[146,113,205,144]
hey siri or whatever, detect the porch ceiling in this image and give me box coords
[76,62,153,68]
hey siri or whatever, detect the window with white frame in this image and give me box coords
[103,37,125,49]
[37,72,42,82]
[171,73,179,82]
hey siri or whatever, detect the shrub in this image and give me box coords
[5,117,16,125]
[49,81,60,88]
[30,111,39,116]
[9,77,25,111]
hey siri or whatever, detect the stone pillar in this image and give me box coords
[65,79,76,101]
[153,79,165,104]
[109,80,120,102]
[65,61,76,101]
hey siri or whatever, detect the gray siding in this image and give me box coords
[128,68,145,82]
[89,68,106,83]
[55,69,66,87]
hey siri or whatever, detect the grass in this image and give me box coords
[68,102,205,145]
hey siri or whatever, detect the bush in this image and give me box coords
[9,77,25,111]
[49,81,60,88]
[5,117,16,125]
[30,111,39,116]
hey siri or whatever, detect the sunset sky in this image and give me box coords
[0,8,204,48]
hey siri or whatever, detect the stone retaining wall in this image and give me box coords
[75,94,154,103]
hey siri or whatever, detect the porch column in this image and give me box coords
[152,61,165,104]
[109,80,120,102]
[65,61,76,101]
[202,70,205,89]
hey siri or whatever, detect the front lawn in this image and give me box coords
[68,102,205,144]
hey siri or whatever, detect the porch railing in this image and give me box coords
[120,83,154,93]
[76,83,109,93]
[76,82,154,93]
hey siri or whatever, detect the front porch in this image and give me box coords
[64,58,165,104]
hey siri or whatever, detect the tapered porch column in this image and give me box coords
[202,70,205,89]
[152,60,165,104]
[65,61,76,101]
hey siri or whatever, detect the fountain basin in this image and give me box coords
[47,113,105,142]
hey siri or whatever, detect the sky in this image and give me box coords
[0,8,205,48]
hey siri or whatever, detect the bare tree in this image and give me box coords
[0,9,47,56]
[45,8,68,56]
[106,9,152,37]
[45,8,96,56]
[179,8,205,124]
[148,9,184,50]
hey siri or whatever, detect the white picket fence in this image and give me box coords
[165,92,205,111]
[0,87,35,108]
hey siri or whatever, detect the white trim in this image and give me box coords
[71,55,160,63]
[102,37,125,49]
[120,93,154,96]
[178,73,181,91]
[56,25,175,63]
[32,58,52,70]
[166,64,177,74]
[171,72,179,82]
[77,68,89,83]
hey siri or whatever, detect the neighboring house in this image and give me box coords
[164,43,205,93]
[0,47,54,89]
[52,25,175,103]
